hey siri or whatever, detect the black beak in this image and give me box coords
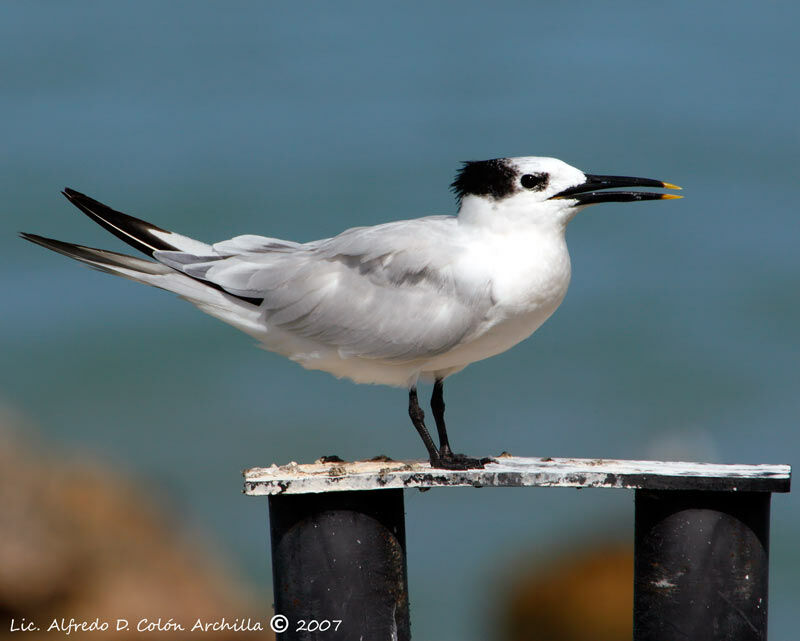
[549,174,682,205]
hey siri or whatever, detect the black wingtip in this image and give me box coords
[62,187,83,201]
[22,225,265,308]
[19,231,59,248]
[20,231,83,256]
[58,188,175,258]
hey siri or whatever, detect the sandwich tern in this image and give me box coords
[21,157,681,469]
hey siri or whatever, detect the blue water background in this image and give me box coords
[2,2,798,638]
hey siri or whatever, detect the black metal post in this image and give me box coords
[634,489,771,641]
[268,489,409,641]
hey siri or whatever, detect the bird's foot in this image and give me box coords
[430,452,492,470]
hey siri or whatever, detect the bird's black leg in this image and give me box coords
[425,379,487,470]
[431,378,453,457]
[408,387,440,465]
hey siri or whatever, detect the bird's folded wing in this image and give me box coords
[155,217,492,361]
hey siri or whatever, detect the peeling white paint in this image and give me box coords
[243,456,791,496]
[653,578,676,589]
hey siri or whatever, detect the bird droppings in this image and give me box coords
[318,455,346,463]
[243,456,790,496]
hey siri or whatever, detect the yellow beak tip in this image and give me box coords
[662,182,682,190]
[661,194,683,200]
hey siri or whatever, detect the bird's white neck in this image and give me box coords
[456,194,578,234]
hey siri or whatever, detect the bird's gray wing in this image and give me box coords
[155,217,493,361]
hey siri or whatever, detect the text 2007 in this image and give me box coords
[297,619,342,632]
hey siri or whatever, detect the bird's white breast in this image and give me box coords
[417,224,572,377]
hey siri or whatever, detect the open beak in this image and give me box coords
[550,174,682,205]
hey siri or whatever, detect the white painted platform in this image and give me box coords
[244,455,791,496]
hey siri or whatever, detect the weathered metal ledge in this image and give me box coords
[244,455,791,495]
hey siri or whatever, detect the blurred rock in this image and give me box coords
[496,542,632,641]
[0,414,272,640]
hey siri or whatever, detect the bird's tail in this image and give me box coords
[21,189,265,337]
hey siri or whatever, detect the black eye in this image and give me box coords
[520,173,548,191]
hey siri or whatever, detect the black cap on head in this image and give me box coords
[451,159,519,206]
